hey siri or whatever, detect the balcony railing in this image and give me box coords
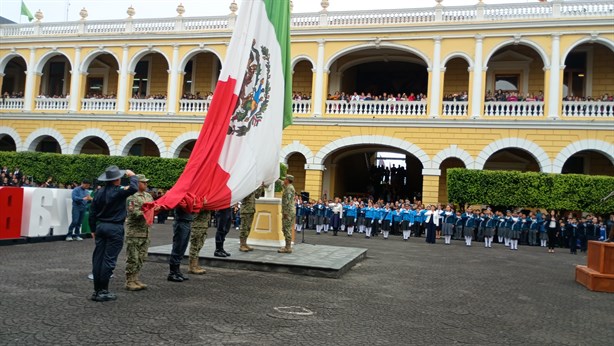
[179,99,211,113]
[292,100,312,114]
[484,101,544,117]
[35,98,69,110]
[562,101,614,118]
[0,98,24,110]
[326,100,427,116]
[81,98,117,112]
[129,99,166,113]
[442,101,468,116]
[1,1,612,38]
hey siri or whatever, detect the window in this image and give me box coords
[495,74,520,91]
[132,61,149,98]
[563,52,587,98]
[86,77,104,96]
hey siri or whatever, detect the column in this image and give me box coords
[116,45,130,113]
[312,39,326,117]
[167,44,180,114]
[421,169,441,205]
[470,35,484,118]
[68,46,82,112]
[23,48,37,112]
[304,165,324,201]
[0,73,4,96]
[429,37,442,118]
[547,33,561,119]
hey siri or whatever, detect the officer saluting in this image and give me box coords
[89,166,138,302]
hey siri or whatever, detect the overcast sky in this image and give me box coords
[2,0,543,23]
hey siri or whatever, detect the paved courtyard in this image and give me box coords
[1,224,612,345]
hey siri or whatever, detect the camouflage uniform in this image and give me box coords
[281,182,296,241]
[125,191,154,275]
[239,186,265,239]
[189,209,212,259]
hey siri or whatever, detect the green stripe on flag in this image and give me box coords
[21,1,34,22]
[263,0,292,128]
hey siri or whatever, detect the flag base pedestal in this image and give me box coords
[247,197,291,247]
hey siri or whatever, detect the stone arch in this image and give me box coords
[432,145,474,169]
[313,135,430,168]
[169,131,200,158]
[441,52,474,69]
[79,49,121,73]
[0,52,28,73]
[280,141,315,164]
[561,36,614,65]
[24,128,68,153]
[484,38,550,69]
[291,55,316,70]
[0,126,23,151]
[325,42,432,71]
[127,48,171,73]
[68,128,116,155]
[474,137,552,172]
[118,130,167,157]
[178,47,223,72]
[34,50,73,74]
[553,139,614,174]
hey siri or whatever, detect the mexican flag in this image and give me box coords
[145,0,291,218]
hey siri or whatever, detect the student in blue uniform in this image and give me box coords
[392,205,402,236]
[538,217,548,247]
[482,208,496,248]
[453,211,463,242]
[578,217,588,253]
[364,200,375,239]
[314,199,326,234]
[380,204,393,239]
[324,202,333,233]
[441,205,455,245]
[295,198,303,233]
[509,212,523,251]
[346,202,357,236]
[566,218,578,254]
[462,207,475,246]
[401,203,413,241]
[413,205,424,237]
[504,210,514,247]
[528,212,539,246]
[357,202,366,234]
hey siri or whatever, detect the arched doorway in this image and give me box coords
[483,148,540,172]
[322,145,423,202]
[438,158,466,203]
[442,57,470,115]
[292,60,313,99]
[562,150,614,176]
[0,134,17,151]
[181,52,221,99]
[562,42,614,100]
[177,140,196,159]
[131,52,169,99]
[39,54,72,98]
[78,137,110,155]
[82,53,120,98]
[1,55,27,97]
[287,152,307,195]
[126,138,160,157]
[34,136,61,153]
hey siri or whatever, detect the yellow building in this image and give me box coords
[1,1,613,204]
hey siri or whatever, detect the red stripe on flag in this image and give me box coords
[145,78,239,219]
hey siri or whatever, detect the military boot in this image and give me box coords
[239,237,253,252]
[277,240,293,254]
[125,273,143,291]
[134,274,148,289]
[188,258,206,275]
[167,264,184,282]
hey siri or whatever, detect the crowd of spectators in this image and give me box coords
[485,89,545,102]
[181,92,214,100]
[1,165,84,189]
[292,92,311,100]
[84,93,117,99]
[563,93,613,102]
[2,92,24,99]
[327,91,428,102]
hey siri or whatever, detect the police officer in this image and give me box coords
[188,208,211,274]
[279,175,295,253]
[89,166,138,302]
[124,174,154,291]
[239,185,265,252]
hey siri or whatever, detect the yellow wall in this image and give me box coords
[148,54,169,96]
[287,153,306,193]
[192,53,216,95]
[292,60,313,97]
[591,44,614,98]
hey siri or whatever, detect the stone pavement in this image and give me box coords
[148,239,367,278]
[0,224,613,345]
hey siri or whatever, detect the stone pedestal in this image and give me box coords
[246,197,293,247]
[576,241,614,293]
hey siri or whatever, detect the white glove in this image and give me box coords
[354,218,357,223]
[389,222,392,226]
[378,220,382,224]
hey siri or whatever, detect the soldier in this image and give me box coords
[279,175,295,254]
[188,208,211,274]
[124,174,154,291]
[239,185,265,252]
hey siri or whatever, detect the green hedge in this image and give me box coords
[447,168,614,214]
[0,151,287,191]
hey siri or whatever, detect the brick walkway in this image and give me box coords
[0,224,611,345]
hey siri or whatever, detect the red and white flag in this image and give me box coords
[145,0,292,219]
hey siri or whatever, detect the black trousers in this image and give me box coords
[547,227,557,249]
[215,208,232,249]
[92,222,124,292]
[170,220,192,265]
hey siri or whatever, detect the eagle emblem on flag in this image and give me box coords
[228,39,272,137]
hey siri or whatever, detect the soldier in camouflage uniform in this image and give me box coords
[188,209,212,275]
[279,175,296,254]
[239,185,265,252]
[124,174,154,291]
